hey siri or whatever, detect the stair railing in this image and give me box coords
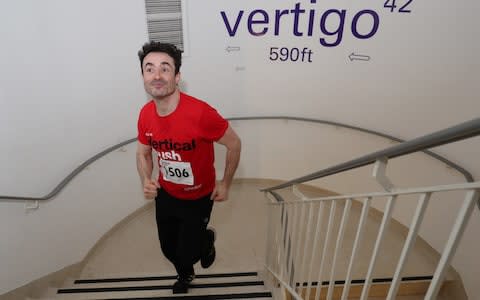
[1,117,475,204]
[262,118,480,300]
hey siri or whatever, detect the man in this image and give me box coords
[135,41,241,294]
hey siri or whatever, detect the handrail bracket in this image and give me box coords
[373,157,395,192]
[25,200,39,211]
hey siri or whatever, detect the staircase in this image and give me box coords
[17,179,471,300]
[26,271,450,300]
[33,271,272,299]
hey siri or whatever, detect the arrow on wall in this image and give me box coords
[226,46,240,52]
[349,52,370,62]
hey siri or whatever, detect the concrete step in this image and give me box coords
[53,271,272,299]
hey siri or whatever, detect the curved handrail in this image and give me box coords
[0,138,137,201]
[230,116,474,182]
[0,116,475,201]
[261,117,479,197]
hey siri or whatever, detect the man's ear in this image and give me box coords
[175,72,181,85]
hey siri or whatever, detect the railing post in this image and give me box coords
[425,190,479,300]
[299,201,315,295]
[360,195,397,300]
[327,199,352,300]
[314,201,337,300]
[292,185,308,290]
[341,197,372,300]
[386,193,431,300]
[305,201,326,300]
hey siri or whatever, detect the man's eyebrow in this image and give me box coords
[143,61,173,69]
[160,62,173,68]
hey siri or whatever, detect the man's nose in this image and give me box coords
[153,70,162,79]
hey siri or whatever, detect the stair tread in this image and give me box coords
[55,286,271,299]
[55,272,271,300]
[70,292,271,300]
[59,280,265,292]
[66,275,262,289]
[74,271,259,284]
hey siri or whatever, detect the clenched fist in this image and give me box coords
[143,179,160,200]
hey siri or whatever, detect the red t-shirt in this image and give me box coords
[137,93,228,200]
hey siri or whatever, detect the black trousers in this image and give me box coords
[154,188,214,278]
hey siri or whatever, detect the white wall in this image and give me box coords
[181,0,480,179]
[2,0,479,197]
[0,0,148,196]
[1,0,479,297]
[0,144,146,294]
[1,120,478,297]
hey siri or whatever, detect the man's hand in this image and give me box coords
[214,125,240,202]
[143,179,160,200]
[211,180,230,202]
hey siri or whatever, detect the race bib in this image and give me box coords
[159,159,194,186]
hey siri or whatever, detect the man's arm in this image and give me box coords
[211,125,241,201]
[136,142,159,199]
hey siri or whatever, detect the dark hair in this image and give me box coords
[138,41,182,74]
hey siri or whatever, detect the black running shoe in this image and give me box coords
[172,274,194,294]
[201,228,216,268]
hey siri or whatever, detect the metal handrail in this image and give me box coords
[230,116,473,182]
[0,138,137,201]
[261,117,479,192]
[0,117,476,202]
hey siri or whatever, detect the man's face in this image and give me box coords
[142,52,180,100]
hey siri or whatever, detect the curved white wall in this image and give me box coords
[1,0,479,198]
[1,120,479,298]
[0,0,147,197]
[0,145,145,294]
[1,0,479,298]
